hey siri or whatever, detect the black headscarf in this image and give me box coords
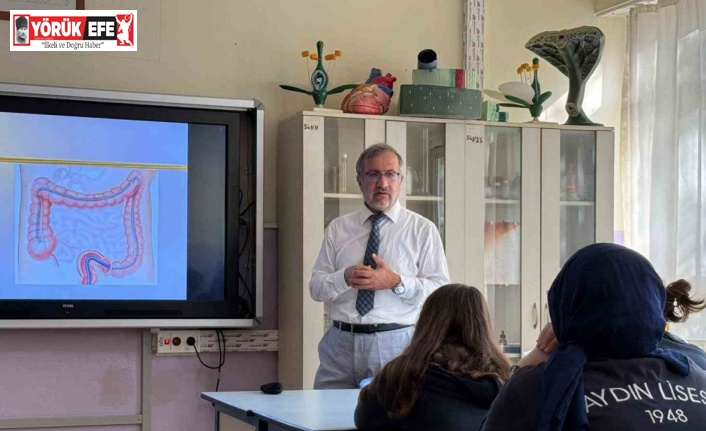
[537,243,690,431]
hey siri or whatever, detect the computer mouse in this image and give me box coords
[260,382,283,395]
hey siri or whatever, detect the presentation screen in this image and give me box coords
[0,84,262,327]
[1,112,189,300]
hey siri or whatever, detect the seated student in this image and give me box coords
[354,284,509,431]
[481,243,706,431]
[530,279,706,370]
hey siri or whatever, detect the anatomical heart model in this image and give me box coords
[341,68,397,115]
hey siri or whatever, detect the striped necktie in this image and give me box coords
[355,212,386,316]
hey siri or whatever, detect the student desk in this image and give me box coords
[202,389,360,431]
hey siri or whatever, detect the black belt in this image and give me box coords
[333,321,413,334]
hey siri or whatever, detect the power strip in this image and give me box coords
[153,329,278,355]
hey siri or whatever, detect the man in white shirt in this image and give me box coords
[310,143,450,389]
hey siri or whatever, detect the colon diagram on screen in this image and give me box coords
[0,112,188,300]
[20,165,157,285]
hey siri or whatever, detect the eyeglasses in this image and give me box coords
[362,171,401,183]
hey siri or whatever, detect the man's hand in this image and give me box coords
[347,254,401,290]
[344,265,369,286]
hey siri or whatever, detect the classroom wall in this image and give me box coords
[595,0,632,13]
[0,1,624,430]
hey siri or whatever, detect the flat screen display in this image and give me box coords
[0,87,260,325]
[1,112,191,299]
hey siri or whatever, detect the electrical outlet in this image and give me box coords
[153,330,279,354]
[154,330,201,355]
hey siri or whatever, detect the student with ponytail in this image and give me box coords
[660,279,706,369]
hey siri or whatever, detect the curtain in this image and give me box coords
[621,0,706,338]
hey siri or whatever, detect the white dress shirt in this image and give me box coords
[309,201,450,325]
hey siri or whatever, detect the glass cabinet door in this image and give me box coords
[484,126,522,362]
[323,118,366,227]
[559,131,596,266]
[541,129,600,328]
[404,122,446,242]
[322,117,366,330]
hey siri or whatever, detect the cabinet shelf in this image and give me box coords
[560,201,595,207]
[485,198,520,204]
[407,195,443,202]
[323,193,362,199]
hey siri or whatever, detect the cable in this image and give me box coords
[214,329,226,392]
[237,191,256,318]
[240,201,255,217]
[242,114,258,322]
[238,218,253,318]
[192,345,222,370]
[191,330,226,371]
[196,330,227,407]
[239,271,255,318]
[236,114,257,317]
[239,218,249,257]
[192,329,227,394]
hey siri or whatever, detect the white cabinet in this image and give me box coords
[539,129,615,328]
[472,126,614,360]
[277,111,614,389]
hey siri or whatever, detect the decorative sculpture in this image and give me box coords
[525,26,605,126]
[490,58,552,122]
[279,41,358,107]
[341,68,397,115]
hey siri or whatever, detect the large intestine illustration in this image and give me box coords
[20,165,155,285]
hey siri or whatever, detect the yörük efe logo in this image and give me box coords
[10,10,137,51]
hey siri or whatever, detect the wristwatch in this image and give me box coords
[393,283,405,295]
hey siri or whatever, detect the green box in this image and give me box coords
[481,100,499,121]
[399,85,482,119]
[412,69,476,89]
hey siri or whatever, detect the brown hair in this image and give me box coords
[359,284,510,419]
[664,279,706,323]
[355,143,404,175]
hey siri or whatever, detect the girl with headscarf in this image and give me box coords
[481,243,706,431]
[531,280,706,371]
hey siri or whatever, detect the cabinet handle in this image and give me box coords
[532,303,538,329]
